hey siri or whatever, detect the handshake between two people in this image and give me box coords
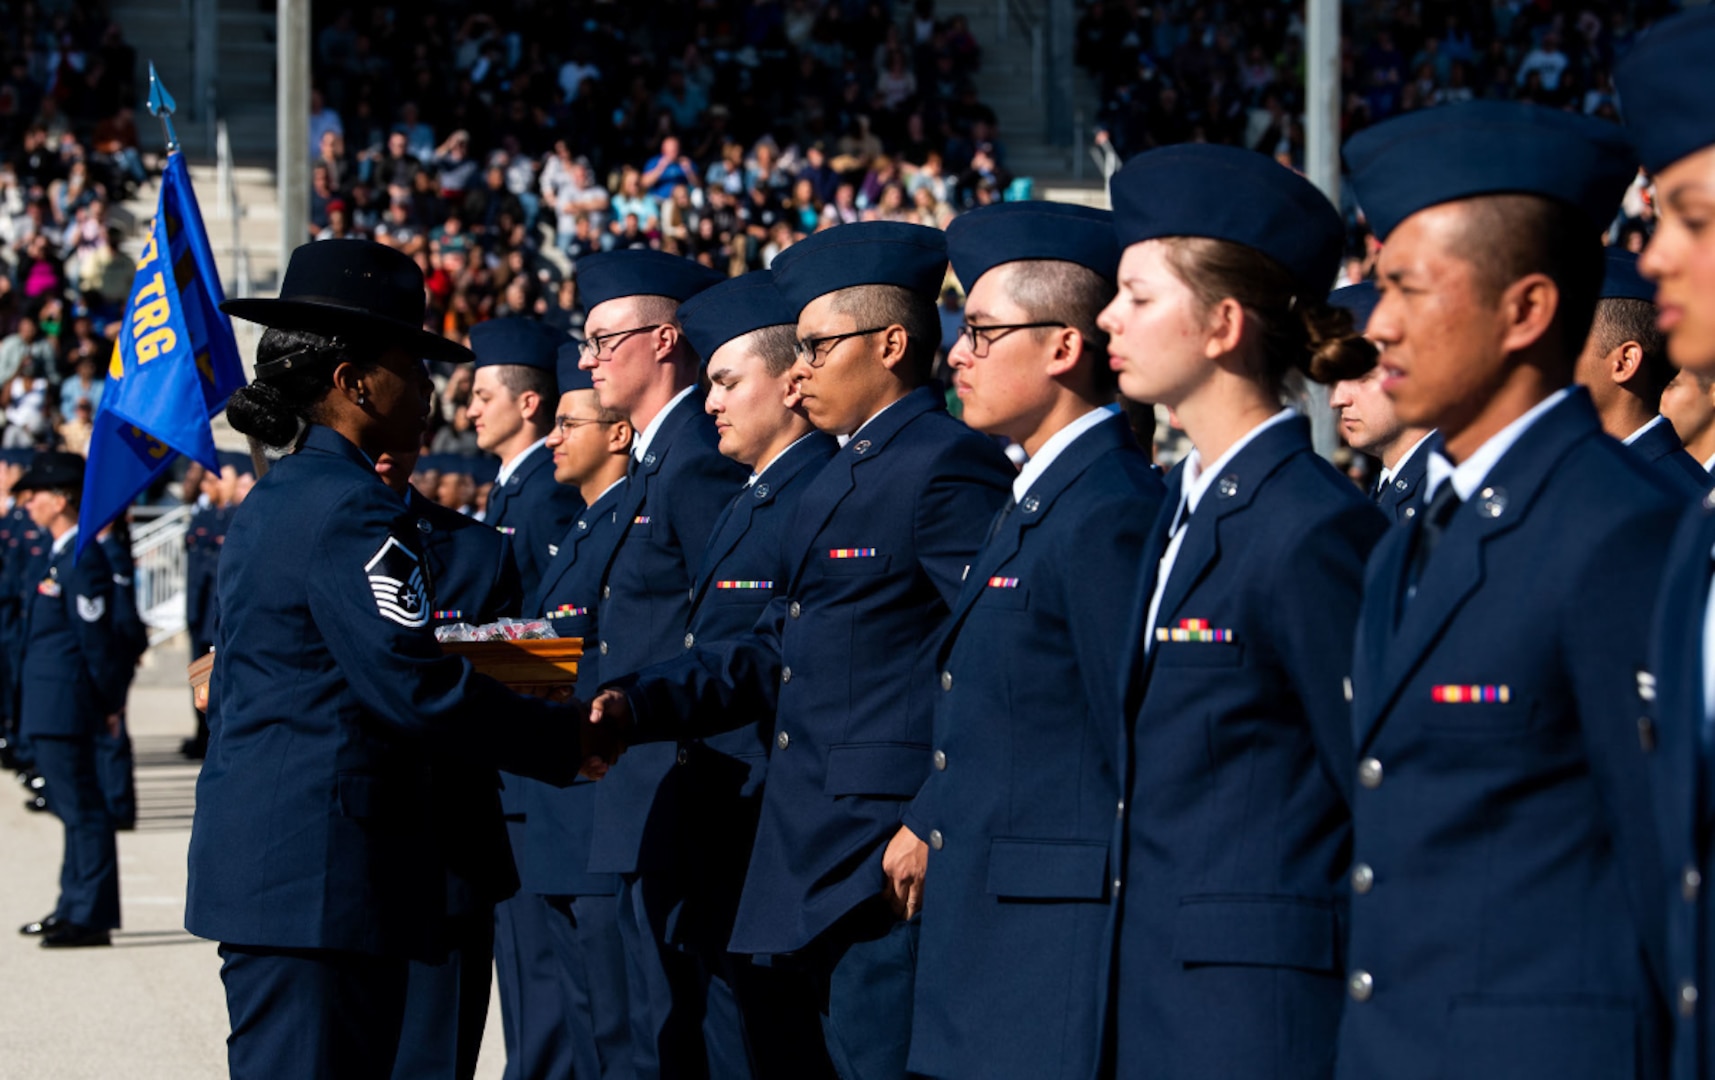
[551,687,631,780]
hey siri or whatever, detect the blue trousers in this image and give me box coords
[617,870,757,1080]
[94,709,135,824]
[493,887,575,1080]
[807,900,918,1080]
[544,893,637,1079]
[220,944,408,1080]
[392,908,495,1080]
[32,734,119,928]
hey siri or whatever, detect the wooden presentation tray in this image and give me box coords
[187,638,583,711]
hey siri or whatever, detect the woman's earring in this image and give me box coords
[356,390,367,407]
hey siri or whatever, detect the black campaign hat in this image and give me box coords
[222,239,474,368]
[17,451,84,493]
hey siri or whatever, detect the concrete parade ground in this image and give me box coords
[0,644,509,1078]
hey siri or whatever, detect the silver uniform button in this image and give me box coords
[684,633,695,649]
[1685,866,1703,904]
[1682,982,1700,1018]
[1358,757,1384,789]
[602,585,611,600]
[781,667,792,684]
[941,671,953,691]
[676,747,689,766]
[1349,971,1374,1003]
[1112,877,1122,893]
[599,641,609,656]
[1351,863,1375,894]
[932,749,946,771]
[928,829,944,851]
[1116,800,1125,818]
[776,731,790,750]
[789,601,801,619]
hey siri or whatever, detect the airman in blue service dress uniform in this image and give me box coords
[1577,249,1710,498]
[518,343,635,1080]
[894,203,1164,1080]
[185,239,589,1079]
[1095,145,1389,1080]
[1617,14,1715,1077]
[1328,282,1442,522]
[14,451,130,948]
[0,449,43,776]
[671,270,839,1079]
[94,518,149,830]
[591,221,1015,1080]
[467,316,585,1080]
[381,443,525,1080]
[575,249,749,1079]
[1336,102,1678,1080]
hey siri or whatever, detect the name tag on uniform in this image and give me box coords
[1430,684,1510,703]
[715,580,773,590]
[1154,618,1233,643]
[828,548,877,559]
[36,579,60,598]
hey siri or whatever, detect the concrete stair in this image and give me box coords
[932,0,1103,185]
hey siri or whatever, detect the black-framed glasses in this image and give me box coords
[793,326,892,368]
[578,323,666,360]
[551,416,619,436]
[956,320,1068,357]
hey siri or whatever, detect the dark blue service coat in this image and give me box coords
[611,386,1014,955]
[17,535,129,738]
[184,425,581,962]
[517,478,628,899]
[484,441,584,601]
[1376,433,1440,524]
[1629,416,1711,500]
[1108,415,1387,1080]
[904,414,1163,1080]
[1647,494,1715,1080]
[1339,391,1676,1080]
[586,389,750,878]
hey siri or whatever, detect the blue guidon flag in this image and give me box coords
[78,151,246,556]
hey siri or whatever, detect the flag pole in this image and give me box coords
[148,64,271,479]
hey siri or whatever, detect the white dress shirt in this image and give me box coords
[1622,413,1667,447]
[1378,430,1436,490]
[837,395,909,448]
[496,437,549,488]
[1423,388,1572,503]
[1010,407,1110,503]
[1144,408,1296,654]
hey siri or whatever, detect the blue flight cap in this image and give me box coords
[771,221,948,315]
[1343,101,1634,241]
[469,318,561,386]
[1109,144,1344,297]
[944,202,1120,290]
[1616,8,1715,174]
[677,271,797,362]
[1329,282,1380,333]
[575,250,725,314]
[1600,250,1655,303]
[556,340,594,393]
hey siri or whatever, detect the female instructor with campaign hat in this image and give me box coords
[1616,14,1715,1079]
[183,239,589,1079]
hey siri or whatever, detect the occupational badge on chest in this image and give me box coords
[366,536,430,628]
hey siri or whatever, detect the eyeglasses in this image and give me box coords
[552,417,618,436]
[956,321,1068,357]
[793,326,891,368]
[578,324,666,360]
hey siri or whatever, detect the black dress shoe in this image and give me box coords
[19,915,60,936]
[23,794,47,812]
[40,923,110,948]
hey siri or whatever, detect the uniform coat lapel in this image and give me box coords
[528,482,625,615]
[689,434,834,618]
[1355,394,1594,751]
[785,388,940,588]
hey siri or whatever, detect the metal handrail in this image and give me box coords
[132,502,194,644]
[214,116,250,298]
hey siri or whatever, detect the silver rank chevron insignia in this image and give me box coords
[366,536,429,628]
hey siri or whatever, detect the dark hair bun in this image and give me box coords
[226,381,303,448]
[1300,301,1379,385]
